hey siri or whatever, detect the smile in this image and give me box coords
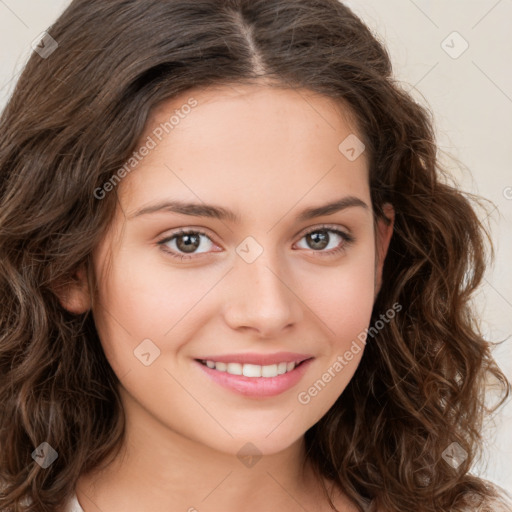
[197,359,302,378]
[194,356,314,398]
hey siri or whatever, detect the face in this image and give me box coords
[64,84,394,456]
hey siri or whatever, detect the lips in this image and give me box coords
[192,352,315,397]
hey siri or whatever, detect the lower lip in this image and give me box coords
[193,358,314,398]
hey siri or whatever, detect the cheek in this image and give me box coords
[91,246,222,376]
[299,248,376,343]
[294,265,374,413]
[96,245,211,334]
[293,247,375,404]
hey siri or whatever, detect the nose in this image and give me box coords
[222,247,303,338]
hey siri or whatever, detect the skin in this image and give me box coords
[58,83,394,512]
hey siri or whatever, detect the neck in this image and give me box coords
[75,387,329,512]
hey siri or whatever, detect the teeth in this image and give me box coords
[277,362,287,374]
[227,362,242,375]
[243,364,261,377]
[201,360,299,377]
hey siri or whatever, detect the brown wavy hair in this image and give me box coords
[0,0,510,511]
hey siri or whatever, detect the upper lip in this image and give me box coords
[195,352,314,366]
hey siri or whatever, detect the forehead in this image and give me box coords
[119,83,370,218]
[146,83,363,147]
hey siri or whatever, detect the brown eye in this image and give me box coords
[175,233,201,253]
[305,230,330,250]
[157,230,216,258]
[295,227,353,254]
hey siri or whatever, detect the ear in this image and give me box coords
[52,263,92,314]
[374,203,395,297]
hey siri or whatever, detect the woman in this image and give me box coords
[0,0,510,510]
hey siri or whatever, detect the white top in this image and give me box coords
[64,492,85,512]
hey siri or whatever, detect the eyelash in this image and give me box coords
[156,224,355,261]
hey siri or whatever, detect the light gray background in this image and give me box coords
[0,0,510,493]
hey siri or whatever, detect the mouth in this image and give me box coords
[195,358,313,378]
[193,356,315,398]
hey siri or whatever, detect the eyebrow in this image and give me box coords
[129,195,368,223]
